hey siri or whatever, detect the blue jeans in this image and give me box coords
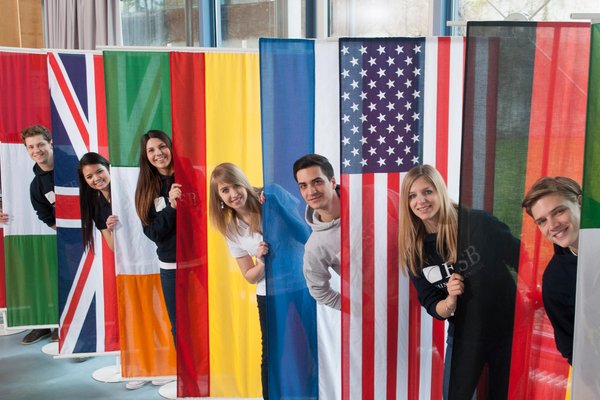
[257,294,268,400]
[160,268,176,347]
[444,335,453,400]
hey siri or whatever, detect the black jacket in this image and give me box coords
[93,192,111,231]
[29,164,55,227]
[143,174,176,263]
[454,208,520,340]
[542,244,576,364]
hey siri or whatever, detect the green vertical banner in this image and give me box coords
[103,51,176,378]
[104,51,173,166]
[572,23,600,400]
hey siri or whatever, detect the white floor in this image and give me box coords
[0,330,164,400]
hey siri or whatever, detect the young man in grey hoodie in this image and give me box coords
[293,154,341,310]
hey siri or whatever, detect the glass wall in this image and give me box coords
[120,0,600,48]
[455,0,600,34]
[120,0,306,48]
[218,0,277,48]
[330,0,431,37]
[121,0,189,46]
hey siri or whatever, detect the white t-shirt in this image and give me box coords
[225,219,266,296]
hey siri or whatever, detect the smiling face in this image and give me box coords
[296,165,337,212]
[408,176,441,231]
[217,181,248,211]
[24,135,53,170]
[530,193,580,251]
[146,137,172,175]
[82,163,111,193]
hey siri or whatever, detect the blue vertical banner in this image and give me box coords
[259,38,319,400]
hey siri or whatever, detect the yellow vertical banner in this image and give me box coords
[205,52,263,397]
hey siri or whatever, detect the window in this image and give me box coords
[330,0,431,37]
[121,0,189,46]
[454,0,600,35]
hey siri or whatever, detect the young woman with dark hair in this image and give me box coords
[134,130,181,348]
[77,152,119,252]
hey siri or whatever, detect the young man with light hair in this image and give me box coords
[522,176,581,365]
[18,125,57,344]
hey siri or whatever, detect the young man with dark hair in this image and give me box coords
[293,154,341,310]
[18,124,57,344]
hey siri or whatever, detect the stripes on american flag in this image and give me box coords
[48,51,118,355]
[340,37,465,400]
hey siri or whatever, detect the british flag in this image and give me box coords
[48,52,119,355]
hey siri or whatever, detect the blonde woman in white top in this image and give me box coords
[209,162,269,400]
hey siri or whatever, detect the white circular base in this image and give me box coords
[41,341,59,356]
[92,365,122,383]
[0,327,26,336]
[158,381,177,399]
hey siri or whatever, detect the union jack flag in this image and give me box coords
[48,52,119,355]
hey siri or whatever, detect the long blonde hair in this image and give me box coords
[398,165,457,276]
[209,163,262,240]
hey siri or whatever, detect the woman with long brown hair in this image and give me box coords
[134,130,181,350]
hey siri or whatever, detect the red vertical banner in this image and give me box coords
[0,229,5,308]
[170,52,210,398]
[0,51,51,143]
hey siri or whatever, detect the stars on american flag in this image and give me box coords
[340,39,425,174]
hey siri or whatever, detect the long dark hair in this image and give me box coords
[134,130,173,226]
[78,152,111,252]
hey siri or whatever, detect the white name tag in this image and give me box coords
[154,196,166,212]
[45,191,56,205]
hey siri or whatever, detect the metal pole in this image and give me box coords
[185,0,193,46]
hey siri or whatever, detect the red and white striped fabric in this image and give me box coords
[340,37,464,400]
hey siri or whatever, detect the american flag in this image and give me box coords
[340,38,425,174]
[340,37,465,400]
[48,51,119,355]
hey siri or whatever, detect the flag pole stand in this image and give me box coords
[92,355,122,383]
[158,381,176,399]
[41,341,58,356]
[0,309,26,336]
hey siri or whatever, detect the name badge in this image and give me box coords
[45,191,56,205]
[154,196,166,212]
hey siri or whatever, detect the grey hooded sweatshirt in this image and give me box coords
[303,205,341,310]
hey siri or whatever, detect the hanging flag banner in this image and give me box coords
[339,36,464,400]
[573,22,600,400]
[170,51,210,398]
[48,51,119,355]
[0,50,58,329]
[462,22,589,400]
[103,50,176,378]
[171,50,264,398]
[203,51,264,399]
[260,38,344,400]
